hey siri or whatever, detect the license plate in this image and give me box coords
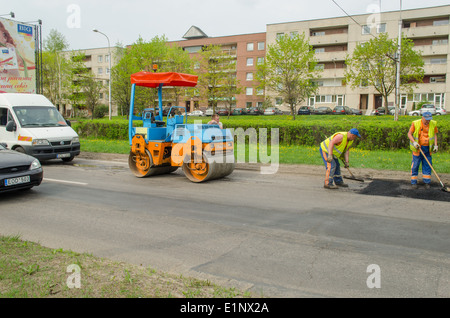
[57,153,71,158]
[5,175,30,187]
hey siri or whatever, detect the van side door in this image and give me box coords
[0,107,17,148]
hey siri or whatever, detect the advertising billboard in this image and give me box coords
[0,17,36,93]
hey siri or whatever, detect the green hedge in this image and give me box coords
[72,115,450,151]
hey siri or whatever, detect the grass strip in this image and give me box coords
[0,235,252,298]
[80,138,450,173]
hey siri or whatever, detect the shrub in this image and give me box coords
[73,115,450,151]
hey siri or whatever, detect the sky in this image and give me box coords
[2,0,450,50]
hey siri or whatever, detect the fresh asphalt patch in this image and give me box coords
[355,179,450,202]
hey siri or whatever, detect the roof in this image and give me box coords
[182,26,208,39]
[130,72,198,88]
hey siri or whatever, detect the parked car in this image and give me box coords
[205,108,214,116]
[0,143,43,193]
[350,108,363,115]
[217,108,229,116]
[332,105,352,115]
[264,107,283,115]
[371,106,394,115]
[312,106,333,115]
[297,106,312,115]
[409,104,438,116]
[232,108,247,115]
[247,107,263,115]
[436,106,447,115]
[420,104,437,115]
[408,109,421,116]
[187,110,205,116]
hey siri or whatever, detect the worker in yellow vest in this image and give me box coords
[407,112,438,189]
[320,128,361,189]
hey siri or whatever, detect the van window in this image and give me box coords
[12,106,68,128]
[0,107,13,126]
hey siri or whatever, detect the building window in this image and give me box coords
[311,31,325,36]
[246,87,253,96]
[98,55,103,63]
[275,97,282,105]
[256,88,264,96]
[99,93,103,99]
[315,64,325,70]
[257,57,264,65]
[106,68,110,74]
[247,43,254,51]
[185,46,202,53]
[433,19,449,26]
[362,25,371,34]
[105,54,110,63]
[290,31,298,38]
[430,57,447,64]
[377,23,386,33]
[432,39,448,45]
[315,47,325,53]
[98,67,103,75]
[276,33,284,39]
[246,102,253,108]
[246,58,253,66]
[430,76,446,83]
[246,72,253,81]
[258,42,265,50]
[257,102,263,108]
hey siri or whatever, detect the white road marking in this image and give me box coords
[44,178,88,186]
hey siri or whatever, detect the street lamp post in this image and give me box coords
[93,29,112,120]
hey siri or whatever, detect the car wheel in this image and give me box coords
[14,146,26,153]
[412,113,418,116]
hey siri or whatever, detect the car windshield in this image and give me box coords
[0,144,5,150]
[13,106,68,128]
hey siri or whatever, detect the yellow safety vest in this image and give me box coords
[409,119,437,152]
[320,132,353,159]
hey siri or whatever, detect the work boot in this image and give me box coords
[324,184,338,189]
[424,183,431,189]
[335,182,348,187]
[411,184,418,189]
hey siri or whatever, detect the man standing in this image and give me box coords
[407,111,438,189]
[320,128,361,189]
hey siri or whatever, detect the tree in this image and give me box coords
[111,36,193,116]
[80,72,104,119]
[256,33,320,120]
[196,45,237,115]
[42,29,71,109]
[345,33,424,118]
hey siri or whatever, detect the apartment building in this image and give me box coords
[266,5,450,112]
[63,47,116,117]
[170,26,266,110]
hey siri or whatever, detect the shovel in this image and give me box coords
[341,160,364,182]
[419,147,450,193]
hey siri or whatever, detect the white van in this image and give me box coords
[0,93,80,162]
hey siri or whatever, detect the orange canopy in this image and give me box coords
[130,72,198,88]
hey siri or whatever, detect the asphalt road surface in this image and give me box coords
[0,155,449,297]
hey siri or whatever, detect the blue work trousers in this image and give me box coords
[320,148,343,186]
[411,146,432,185]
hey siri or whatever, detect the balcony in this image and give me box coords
[315,51,348,62]
[402,25,449,39]
[414,45,449,56]
[423,64,449,75]
[308,33,349,46]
